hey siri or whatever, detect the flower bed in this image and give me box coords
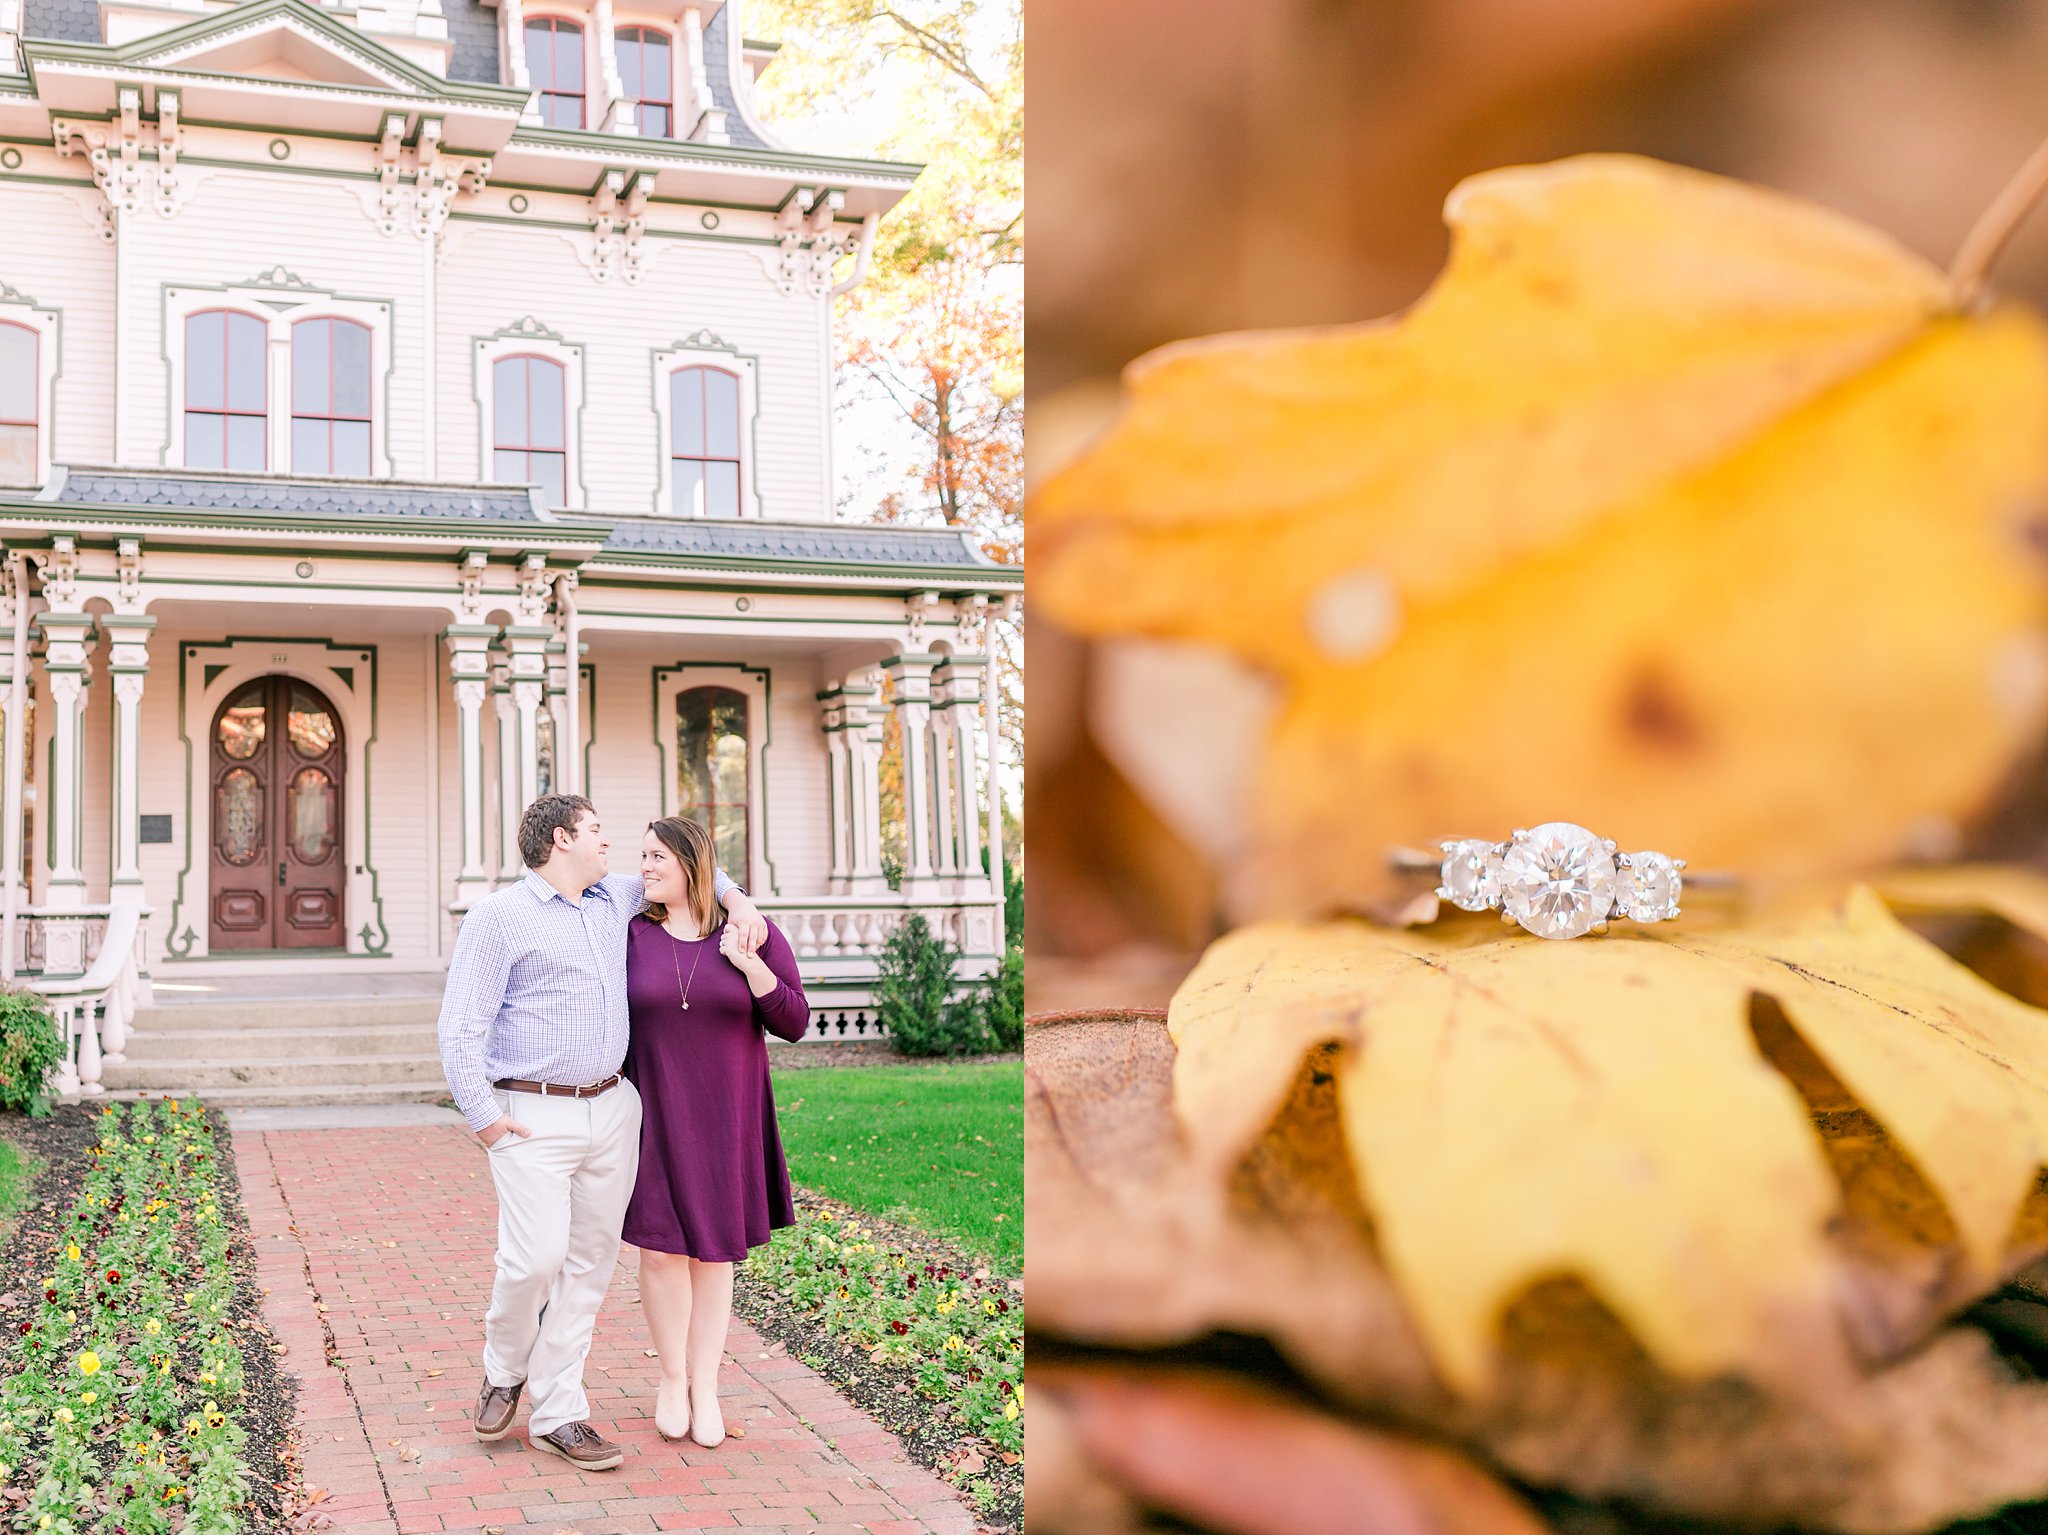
[741,1195,1022,1526]
[0,1101,265,1533]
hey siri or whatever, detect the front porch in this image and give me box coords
[0,470,1020,1097]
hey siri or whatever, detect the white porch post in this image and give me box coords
[491,644,520,882]
[35,610,92,915]
[883,654,941,895]
[818,688,853,891]
[929,683,959,880]
[839,675,888,894]
[446,624,497,908]
[505,626,550,808]
[543,636,569,797]
[0,551,29,983]
[555,570,581,796]
[936,656,985,886]
[103,609,155,905]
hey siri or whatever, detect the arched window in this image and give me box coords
[676,686,748,876]
[526,16,585,128]
[616,26,672,137]
[290,317,372,476]
[185,310,267,471]
[0,322,38,488]
[492,354,567,506]
[670,366,741,518]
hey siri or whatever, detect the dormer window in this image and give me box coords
[616,27,673,137]
[185,310,268,471]
[291,318,372,476]
[526,16,586,128]
[0,323,37,489]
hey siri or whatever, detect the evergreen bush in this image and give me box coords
[877,914,989,1056]
[985,945,1024,1051]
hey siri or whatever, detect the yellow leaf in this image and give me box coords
[1034,155,2048,914]
[1167,886,2048,1396]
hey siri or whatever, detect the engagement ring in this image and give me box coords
[1388,822,1728,941]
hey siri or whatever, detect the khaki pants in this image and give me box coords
[479,1077,643,1437]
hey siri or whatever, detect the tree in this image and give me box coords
[748,0,1023,776]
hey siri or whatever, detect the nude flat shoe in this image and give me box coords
[654,1377,691,1441]
[688,1380,726,1448]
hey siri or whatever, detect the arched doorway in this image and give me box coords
[208,676,346,950]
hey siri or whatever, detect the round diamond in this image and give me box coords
[1617,851,1682,922]
[1439,839,1503,911]
[1498,822,1617,940]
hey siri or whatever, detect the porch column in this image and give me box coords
[102,611,155,905]
[837,676,888,894]
[543,636,569,797]
[928,686,959,880]
[445,624,497,908]
[936,656,985,885]
[883,655,941,895]
[491,645,520,882]
[34,608,93,918]
[505,626,550,809]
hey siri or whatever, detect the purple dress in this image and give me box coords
[620,916,811,1261]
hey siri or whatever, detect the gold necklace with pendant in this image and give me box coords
[665,917,706,1011]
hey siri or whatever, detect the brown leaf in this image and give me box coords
[1025,1010,2048,1531]
[1040,1362,1552,1535]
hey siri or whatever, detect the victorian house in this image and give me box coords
[0,0,1017,1100]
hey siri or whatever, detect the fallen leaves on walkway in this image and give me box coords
[1033,154,2048,916]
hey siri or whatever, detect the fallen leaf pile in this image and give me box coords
[1026,876,2048,1532]
[1033,154,2048,916]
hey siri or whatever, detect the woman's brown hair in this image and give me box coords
[642,815,723,934]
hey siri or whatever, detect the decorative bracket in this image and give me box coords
[375,111,406,235]
[154,90,180,216]
[584,169,653,283]
[905,589,939,650]
[115,538,143,614]
[770,187,853,298]
[953,593,990,651]
[457,549,488,623]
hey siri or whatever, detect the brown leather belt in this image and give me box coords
[493,1073,622,1098]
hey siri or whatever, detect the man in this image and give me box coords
[437,792,767,1469]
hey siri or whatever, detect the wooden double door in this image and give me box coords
[208,675,347,950]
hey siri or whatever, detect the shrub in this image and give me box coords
[1002,855,1023,945]
[984,946,1023,1051]
[877,914,989,1056]
[0,988,62,1116]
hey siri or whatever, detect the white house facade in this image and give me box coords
[0,0,1019,1097]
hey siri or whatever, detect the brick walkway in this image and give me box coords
[235,1125,979,1535]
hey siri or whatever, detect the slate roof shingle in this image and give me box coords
[604,517,993,569]
[445,0,501,84]
[20,0,99,44]
[55,470,544,523]
[703,4,768,151]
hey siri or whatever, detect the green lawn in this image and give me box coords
[0,1133,35,1239]
[771,1061,1022,1271]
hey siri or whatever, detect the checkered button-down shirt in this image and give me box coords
[437,865,736,1131]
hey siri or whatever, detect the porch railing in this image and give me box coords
[27,905,150,1100]
[757,893,1004,1041]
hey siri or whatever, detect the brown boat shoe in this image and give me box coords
[473,1379,523,1441]
[532,1420,625,1470]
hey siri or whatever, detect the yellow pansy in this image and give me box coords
[77,1350,100,1375]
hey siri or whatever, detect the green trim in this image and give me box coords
[0,501,603,544]
[23,0,529,112]
[508,125,920,183]
[166,636,387,960]
[652,660,775,896]
[580,660,596,803]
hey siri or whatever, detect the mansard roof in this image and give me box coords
[50,467,550,523]
[22,0,530,117]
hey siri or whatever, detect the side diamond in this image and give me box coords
[1439,839,1503,911]
[1617,851,1682,922]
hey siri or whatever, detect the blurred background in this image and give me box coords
[1025,0,2048,1011]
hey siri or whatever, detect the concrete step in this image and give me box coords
[100,1054,448,1093]
[105,1082,455,1109]
[130,996,444,1031]
[117,1024,440,1062]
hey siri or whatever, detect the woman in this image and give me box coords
[621,814,811,1448]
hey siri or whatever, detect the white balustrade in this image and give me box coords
[754,894,1003,1041]
[28,905,148,1102]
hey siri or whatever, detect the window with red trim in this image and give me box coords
[616,27,673,137]
[493,354,568,506]
[185,310,267,472]
[526,17,585,128]
[291,317,372,476]
[0,322,37,488]
[670,366,741,517]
